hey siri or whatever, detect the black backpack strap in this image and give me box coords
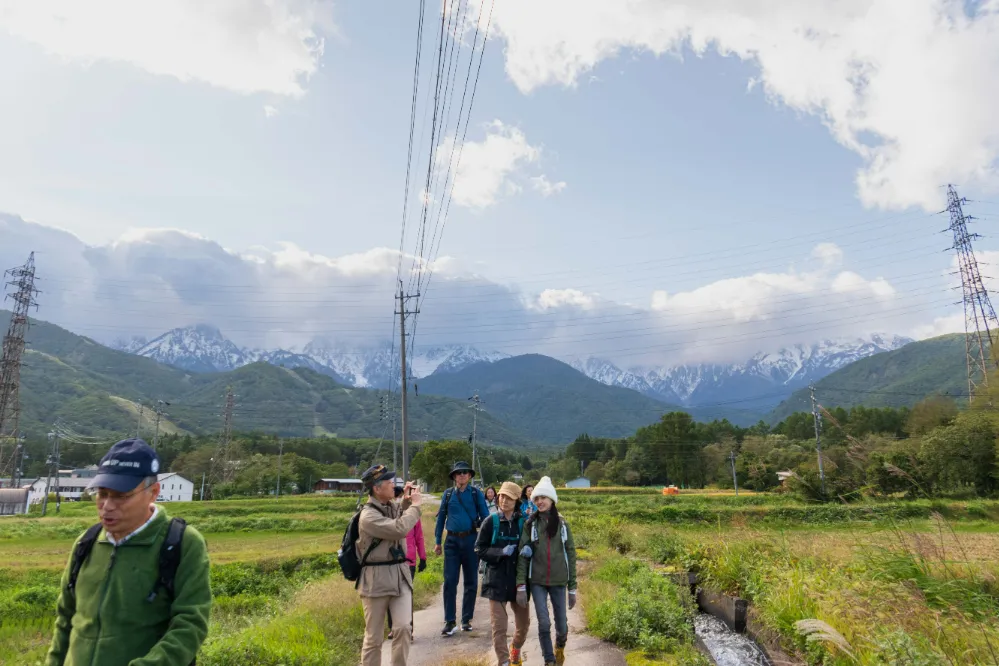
[147,518,187,603]
[67,523,103,594]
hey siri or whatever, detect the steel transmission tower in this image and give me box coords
[0,253,39,478]
[208,386,235,498]
[947,185,999,397]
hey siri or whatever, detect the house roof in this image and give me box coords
[157,473,192,484]
[317,478,364,484]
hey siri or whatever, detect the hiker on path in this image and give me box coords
[357,465,422,666]
[434,460,490,636]
[387,485,427,640]
[484,486,498,513]
[519,484,537,518]
[516,476,578,666]
[46,438,211,666]
[475,481,531,666]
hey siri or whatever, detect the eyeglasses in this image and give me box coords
[93,486,148,504]
[455,471,471,476]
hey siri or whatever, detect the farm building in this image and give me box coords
[314,478,365,493]
[565,477,591,489]
[157,473,194,502]
[0,488,29,515]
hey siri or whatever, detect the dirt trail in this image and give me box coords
[383,572,627,666]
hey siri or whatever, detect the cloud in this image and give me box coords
[264,105,280,118]
[531,175,567,197]
[0,214,946,367]
[534,288,596,310]
[437,120,562,209]
[467,0,999,211]
[0,0,332,96]
[910,249,999,339]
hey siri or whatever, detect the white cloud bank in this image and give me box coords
[0,214,950,366]
[0,0,332,96]
[466,0,999,211]
[438,121,564,209]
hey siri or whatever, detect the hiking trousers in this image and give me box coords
[361,589,413,666]
[490,599,530,665]
[443,532,479,623]
[531,584,568,664]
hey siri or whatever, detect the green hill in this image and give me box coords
[417,354,683,443]
[770,333,967,421]
[6,312,534,448]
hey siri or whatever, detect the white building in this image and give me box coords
[565,477,591,489]
[157,473,194,502]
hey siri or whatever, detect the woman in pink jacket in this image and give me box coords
[406,516,428,578]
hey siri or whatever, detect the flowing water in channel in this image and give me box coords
[694,614,772,666]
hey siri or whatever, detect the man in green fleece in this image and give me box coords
[46,438,211,666]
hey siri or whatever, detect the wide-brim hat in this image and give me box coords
[449,460,475,479]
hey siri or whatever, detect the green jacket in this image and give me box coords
[515,512,577,591]
[46,508,211,666]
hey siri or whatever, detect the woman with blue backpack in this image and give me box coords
[475,481,530,666]
[516,476,577,666]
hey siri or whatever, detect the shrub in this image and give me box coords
[589,563,697,657]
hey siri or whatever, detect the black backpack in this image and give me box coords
[338,506,375,583]
[68,517,188,603]
[338,504,409,587]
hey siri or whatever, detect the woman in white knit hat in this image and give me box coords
[514,476,578,666]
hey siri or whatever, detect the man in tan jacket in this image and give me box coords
[357,464,423,666]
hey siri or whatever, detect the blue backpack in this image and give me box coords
[490,511,525,546]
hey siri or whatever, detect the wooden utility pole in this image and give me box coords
[396,282,418,482]
[810,385,826,496]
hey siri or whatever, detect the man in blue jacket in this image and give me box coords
[434,460,490,636]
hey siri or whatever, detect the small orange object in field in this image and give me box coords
[662,486,679,496]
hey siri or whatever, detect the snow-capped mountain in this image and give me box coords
[300,340,509,388]
[114,325,909,410]
[132,325,247,372]
[115,325,509,385]
[571,334,912,409]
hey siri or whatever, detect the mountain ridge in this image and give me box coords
[113,325,912,415]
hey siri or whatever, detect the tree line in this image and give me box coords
[552,396,999,500]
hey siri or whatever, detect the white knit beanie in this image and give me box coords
[532,476,558,504]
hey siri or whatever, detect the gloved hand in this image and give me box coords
[520,545,533,559]
[501,544,516,556]
[568,591,577,610]
[516,585,528,608]
[418,559,427,573]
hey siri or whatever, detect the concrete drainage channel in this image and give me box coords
[670,573,793,666]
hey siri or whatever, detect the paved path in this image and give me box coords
[384,572,627,666]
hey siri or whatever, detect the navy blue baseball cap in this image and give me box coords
[89,438,161,492]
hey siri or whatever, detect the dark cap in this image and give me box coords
[449,460,475,479]
[89,438,161,493]
[361,464,395,489]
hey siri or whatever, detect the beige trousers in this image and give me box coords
[490,599,531,664]
[361,589,413,666]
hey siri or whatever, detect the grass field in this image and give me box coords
[3,491,999,665]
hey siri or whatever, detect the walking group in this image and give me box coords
[356,460,578,666]
[40,437,575,666]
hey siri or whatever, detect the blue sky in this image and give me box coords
[0,1,997,365]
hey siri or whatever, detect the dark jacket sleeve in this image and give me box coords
[565,521,578,592]
[515,518,532,587]
[474,515,506,564]
[131,527,212,666]
[45,542,77,666]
